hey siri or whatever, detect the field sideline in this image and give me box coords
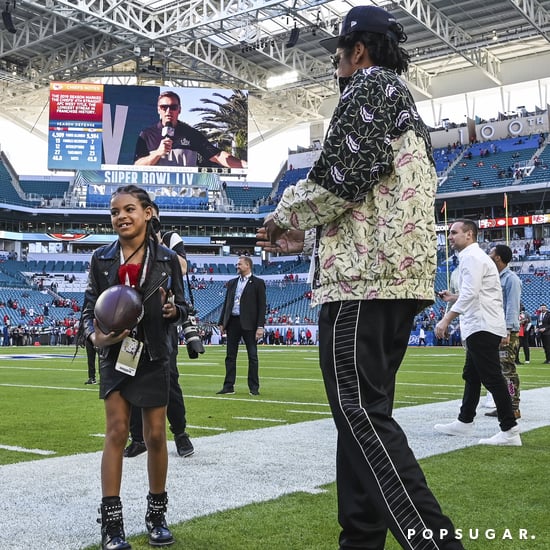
[0,345,549,549]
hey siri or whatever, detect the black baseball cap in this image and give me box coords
[320,5,398,53]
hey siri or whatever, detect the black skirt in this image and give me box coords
[98,343,170,408]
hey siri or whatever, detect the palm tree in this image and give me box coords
[190,89,248,160]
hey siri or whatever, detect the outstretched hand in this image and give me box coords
[256,225,305,255]
[263,216,287,244]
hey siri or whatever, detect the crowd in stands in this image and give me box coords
[3,127,550,222]
[263,326,316,345]
[1,312,80,346]
[1,125,550,346]
[436,134,548,192]
[0,241,548,348]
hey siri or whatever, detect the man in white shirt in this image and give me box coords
[418,327,426,346]
[434,219,521,446]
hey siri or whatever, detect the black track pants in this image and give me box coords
[319,300,464,550]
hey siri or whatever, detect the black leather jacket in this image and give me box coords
[80,239,188,362]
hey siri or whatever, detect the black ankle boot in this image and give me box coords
[98,496,132,550]
[145,492,174,546]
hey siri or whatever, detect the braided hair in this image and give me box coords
[75,185,156,352]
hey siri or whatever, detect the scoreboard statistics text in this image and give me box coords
[48,82,103,170]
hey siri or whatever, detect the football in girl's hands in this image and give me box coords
[94,285,143,335]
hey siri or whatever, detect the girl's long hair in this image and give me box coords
[338,23,410,74]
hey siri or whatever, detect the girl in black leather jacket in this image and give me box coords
[80,184,187,549]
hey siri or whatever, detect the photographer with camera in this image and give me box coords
[217,256,266,395]
[124,203,198,459]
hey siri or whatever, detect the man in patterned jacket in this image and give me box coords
[257,5,463,550]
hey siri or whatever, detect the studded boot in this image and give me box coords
[145,492,174,546]
[98,496,132,550]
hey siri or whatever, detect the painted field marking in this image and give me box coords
[233,416,286,423]
[287,409,332,415]
[0,444,55,455]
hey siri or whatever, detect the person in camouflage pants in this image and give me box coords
[499,331,521,413]
[488,244,522,418]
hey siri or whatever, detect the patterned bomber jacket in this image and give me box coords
[273,66,438,309]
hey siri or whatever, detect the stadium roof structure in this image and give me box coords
[1,0,550,146]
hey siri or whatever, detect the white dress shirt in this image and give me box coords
[450,243,507,340]
[231,275,250,316]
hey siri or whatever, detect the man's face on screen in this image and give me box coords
[157,97,181,126]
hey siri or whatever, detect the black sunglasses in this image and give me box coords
[330,53,341,70]
[158,104,179,111]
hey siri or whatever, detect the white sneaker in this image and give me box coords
[525,361,530,364]
[434,420,474,436]
[478,425,522,446]
[484,392,495,408]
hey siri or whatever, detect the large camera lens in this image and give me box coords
[182,316,205,359]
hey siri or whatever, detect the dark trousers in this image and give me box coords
[319,300,463,550]
[130,345,187,442]
[458,331,516,432]
[85,339,98,379]
[223,315,259,392]
[516,335,530,362]
[542,333,550,361]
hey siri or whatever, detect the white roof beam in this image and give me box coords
[395,0,502,85]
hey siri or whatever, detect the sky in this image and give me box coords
[1,78,548,182]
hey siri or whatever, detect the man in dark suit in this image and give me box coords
[217,256,266,395]
[537,304,550,363]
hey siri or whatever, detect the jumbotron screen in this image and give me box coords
[47,83,248,176]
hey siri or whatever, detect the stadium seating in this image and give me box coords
[518,272,549,314]
[523,146,550,185]
[274,167,309,199]
[19,180,70,199]
[439,136,541,193]
[0,159,41,207]
[154,195,208,210]
[256,258,309,275]
[1,248,548,335]
[433,145,464,174]
[224,185,271,209]
[0,129,548,338]
[0,287,78,327]
[85,193,111,209]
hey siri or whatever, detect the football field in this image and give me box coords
[0,344,549,549]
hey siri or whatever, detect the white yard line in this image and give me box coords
[232,416,287,422]
[0,444,55,455]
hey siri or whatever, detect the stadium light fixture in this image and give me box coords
[286,24,300,48]
[2,0,16,34]
[266,70,298,89]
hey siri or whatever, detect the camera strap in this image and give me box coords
[184,271,197,313]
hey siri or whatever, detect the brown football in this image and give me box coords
[94,285,143,335]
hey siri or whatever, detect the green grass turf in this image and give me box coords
[116,427,550,550]
[0,344,548,548]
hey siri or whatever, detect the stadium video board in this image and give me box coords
[48,83,248,176]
